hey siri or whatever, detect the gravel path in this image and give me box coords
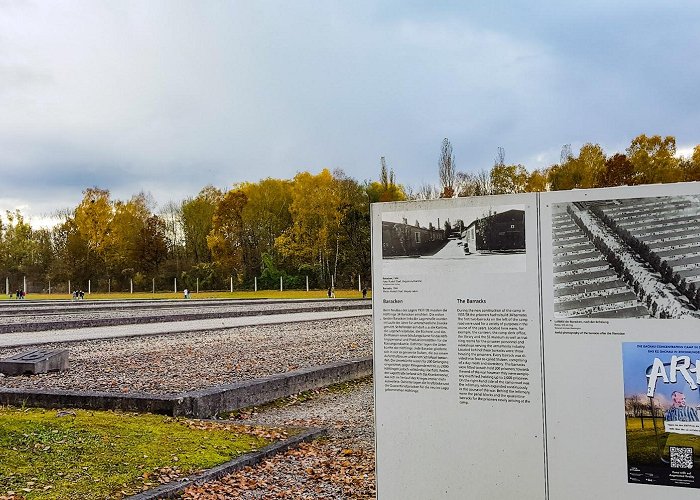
[0,299,369,333]
[183,378,375,499]
[0,317,372,395]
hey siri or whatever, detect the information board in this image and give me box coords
[372,182,700,499]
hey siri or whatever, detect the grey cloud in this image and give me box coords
[0,0,699,222]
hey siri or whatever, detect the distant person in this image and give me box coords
[665,391,699,422]
[15,289,21,300]
[184,288,189,299]
[362,287,367,299]
[327,287,332,298]
[79,290,85,300]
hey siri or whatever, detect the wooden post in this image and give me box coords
[88,279,91,295]
[230,276,233,293]
[68,280,71,295]
[48,280,51,295]
[196,277,199,294]
[5,277,8,295]
[280,276,283,292]
[306,275,309,292]
[254,276,257,292]
[358,275,361,292]
[108,278,111,294]
[152,278,155,294]
[130,279,133,294]
[174,278,177,294]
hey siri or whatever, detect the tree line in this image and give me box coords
[433,134,700,198]
[0,167,403,293]
[1,133,699,293]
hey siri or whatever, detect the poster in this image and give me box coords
[623,343,700,488]
[372,182,700,499]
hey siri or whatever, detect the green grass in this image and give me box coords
[625,417,700,467]
[0,407,279,499]
[1,289,371,301]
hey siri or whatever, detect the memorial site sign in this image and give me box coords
[372,182,700,498]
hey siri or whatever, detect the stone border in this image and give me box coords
[128,426,327,499]
[0,357,372,418]
[0,302,371,333]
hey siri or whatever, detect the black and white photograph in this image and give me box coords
[381,204,526,274]
[552,195,700,319]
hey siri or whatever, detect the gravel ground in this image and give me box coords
[0,317,372,395]
[183,378,375,499]
[0,299,367,331]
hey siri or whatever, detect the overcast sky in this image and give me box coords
[1,1,699,226]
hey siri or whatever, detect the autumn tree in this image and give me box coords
[491,164,528,194]
[138,215,168,274]
[627,134,681,184]
[108,193,152,282]
[207,189,248,282]
[548,143,606,190]
[74,187,112,262]
[275,169,342,286]
[367,157,407,202]
[525,169,548,192]
[679,145,700,182]
[600,153,634,187]
[577,143,606,187]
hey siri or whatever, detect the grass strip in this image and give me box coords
[0,407,285,499]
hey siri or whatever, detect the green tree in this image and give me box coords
[181,186,222,264]
[334,170,371,287]
[0,210,38,285]
[241,179,293,251]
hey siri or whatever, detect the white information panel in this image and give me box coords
[372,182,700,499]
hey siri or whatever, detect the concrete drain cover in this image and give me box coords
[0,349,69,376]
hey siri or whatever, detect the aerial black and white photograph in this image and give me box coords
[381,204,526,274]
[552,195,700,319]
